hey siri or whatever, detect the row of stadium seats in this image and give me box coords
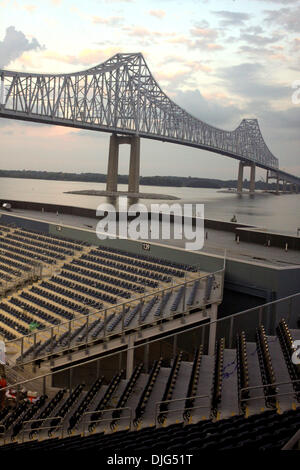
[184,346,203,421]
[94,244,195,273]
[49,384,85,436]
[62,263,145,294]
[82,253,172,283]
[111,363,144,429]
[256,324,277,408]
[30,389,66,437]
[158,352,183,424]
[134,358,162,426]
[1,320,300,445]
[70,258,159,289]
[276,319,300,400]
[9,297,60,325]
[30,285,88,315]
[68,377,104,433]
[20,291,74,320]
[16,227,88,250]
[6,233,74,257]
[0,239,57,265]
[1,408,298,451]
[91,247,182,278]
[89,371,124,432]
[4,233,68,260]
[0,302,45,332]
[211,337,225,418]
[58,270,132,299]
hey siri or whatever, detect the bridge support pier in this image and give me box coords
[128,136,140,193]
[106,134,140,193]
[283,180,287,193]
[237,161,256,195]
[106,134,119,192]
[249,163,256,196]
[237,161,244,195]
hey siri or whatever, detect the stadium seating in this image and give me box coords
[0,319,299,450]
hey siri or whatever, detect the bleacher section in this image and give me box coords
[0,319,299,449]
[0,223,220,353]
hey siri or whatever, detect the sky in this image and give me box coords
[0,0,299,180]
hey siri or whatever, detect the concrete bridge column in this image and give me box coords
[237,161,244,195]
[106,134,119,192]
[283,180,287,193]
[276,174,280,194]
[128,136,140,194]
[249,164,256,195]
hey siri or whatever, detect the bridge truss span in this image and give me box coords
[0,53,279,170]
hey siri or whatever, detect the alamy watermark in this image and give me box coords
[95,197,204,251]
[292,80,300,105]
[291,340,300,365]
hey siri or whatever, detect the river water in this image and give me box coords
[0,177,299,236]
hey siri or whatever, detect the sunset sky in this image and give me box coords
[0,0,299,180]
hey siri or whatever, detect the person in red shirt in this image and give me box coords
[0,375,7,409]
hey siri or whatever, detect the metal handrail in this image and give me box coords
[82,407,132,436]
[12,268,224,365]
[239,379,300,405]
[154,394,210,427]
[21,416,63,443]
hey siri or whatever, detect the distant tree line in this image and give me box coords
[0,169,279,190]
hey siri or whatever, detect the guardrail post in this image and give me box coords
[20,337,24,363]
[144,340,149,373]
[229,316,234,349]
[68,368,73,396]
[208,304,218,356]
[126,335,134,379]
[43,376,46,396]
[50,327,54,353]
[85,315,89,354]
[103,309,107,341]
[173,334,178,356]
[121,303,126,340]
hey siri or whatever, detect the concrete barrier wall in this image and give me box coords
[236,227,300,251]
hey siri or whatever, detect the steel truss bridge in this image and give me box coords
[0,52,299,188]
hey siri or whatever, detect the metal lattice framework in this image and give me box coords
[0,52,279,169]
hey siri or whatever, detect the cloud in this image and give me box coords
[264,6,300,32]
[239,32,283,46]
[174,89,243,129]
[92,15,123,26]
[213,11,251,27]
[148,10,166,19]
[23,4,37,13]
[0,26,43,68]
[42,47,121,67]
[219,62,291,101]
